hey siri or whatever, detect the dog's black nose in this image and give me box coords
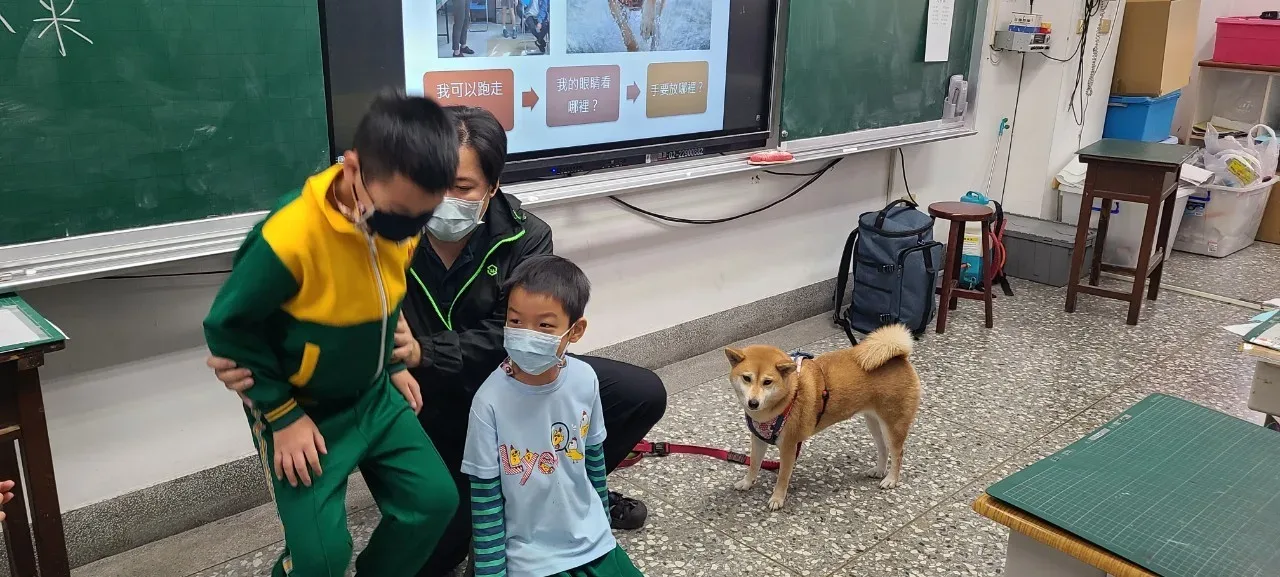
[747,400,760,410]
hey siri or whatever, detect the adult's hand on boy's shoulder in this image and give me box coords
[0,479,14,523]
[206,356,254,407]
[391,370,423,414]
[391,313,422,368]
[273,416,327,488]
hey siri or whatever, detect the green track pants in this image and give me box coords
[549,547,645,577]
[249,380,458,577]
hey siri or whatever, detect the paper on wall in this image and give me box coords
[925,0,956,62]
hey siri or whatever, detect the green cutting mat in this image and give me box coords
[987,394,1280,577]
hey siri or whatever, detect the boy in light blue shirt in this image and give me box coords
[462,255,643,577]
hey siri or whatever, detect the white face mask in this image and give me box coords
[503,326,569,375]
[426,196,485,242]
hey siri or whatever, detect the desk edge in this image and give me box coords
[971,493,1156,577]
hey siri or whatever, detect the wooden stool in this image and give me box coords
[0,296,70,577]
[1064,139,1197,325]
[930,201,995,333]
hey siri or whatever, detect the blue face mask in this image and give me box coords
[426,196,485,242]
[504,326,569,375]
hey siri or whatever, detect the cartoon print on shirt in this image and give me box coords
[565,438,584,462]
[496,410,590,485]
[551,422,570,451]
[503,444,523,475]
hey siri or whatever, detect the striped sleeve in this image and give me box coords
[586,443,609,511]
[469,475,507,577]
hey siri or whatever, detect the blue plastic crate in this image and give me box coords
[1103,90,1181,142]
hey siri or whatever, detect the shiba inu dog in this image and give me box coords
[724,324,921,510]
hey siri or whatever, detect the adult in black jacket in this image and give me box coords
[395,107,666,575]
[211,106,667,576]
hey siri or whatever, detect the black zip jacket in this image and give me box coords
[403,192,553,406]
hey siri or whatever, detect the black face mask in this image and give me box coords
[356,172,431,242]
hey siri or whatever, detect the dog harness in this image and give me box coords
[746,353,829,446]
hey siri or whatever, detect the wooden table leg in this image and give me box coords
[981,219,994,329]
[10,363,70,577]
[1126,200,1162,326]
[936,220,963,334]
[1090,197,1112,287]
[0,443,38,577]
[948,222,963,312]
[1148,193,1178,302]
[1064,193,1095,313]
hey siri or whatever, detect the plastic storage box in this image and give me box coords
[1002,214,1096,287]
[1214,17,1280,68]
[1175,178,1275,257]
[1058,185,1195,269]
[1103,91,1182,142]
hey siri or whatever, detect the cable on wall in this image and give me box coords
[608,158,843,225]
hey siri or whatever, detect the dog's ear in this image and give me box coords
[775,360,797,377]
[724,347,746,366]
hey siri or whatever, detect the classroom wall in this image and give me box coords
[20,0,1112,515]
[892,0,1121,221]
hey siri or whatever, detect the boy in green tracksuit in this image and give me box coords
[203,92,460,577]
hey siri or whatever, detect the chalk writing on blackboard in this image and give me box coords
[1,9,14,34]
[36,0,93,57]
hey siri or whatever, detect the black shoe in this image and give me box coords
[461,46,475,55]
[608,491,647,530]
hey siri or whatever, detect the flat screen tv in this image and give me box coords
[321,0,779,182]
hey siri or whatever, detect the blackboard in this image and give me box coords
[780,0,981,141]
[0,0,330,247]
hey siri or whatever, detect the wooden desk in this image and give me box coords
[973,494,1154,577]
[0,296,70,577]
[1065,139,1198,325]
[1243,342,1280,431]
[979,395,1280,577]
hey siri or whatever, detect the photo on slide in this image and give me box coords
[437,0,551,58]
[566,0,712,53]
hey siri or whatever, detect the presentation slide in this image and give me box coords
[402,0,732,155]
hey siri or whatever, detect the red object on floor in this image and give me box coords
[748,150,795,166]
[619,440,796,471]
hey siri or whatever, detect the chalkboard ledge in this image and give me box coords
[0,124,975,291]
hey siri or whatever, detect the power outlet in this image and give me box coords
[1099,18,1113,33]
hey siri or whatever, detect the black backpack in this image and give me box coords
[833,199,944,344]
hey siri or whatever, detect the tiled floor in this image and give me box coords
[75,249,1276,577]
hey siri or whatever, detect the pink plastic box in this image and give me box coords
[1214,17,1280,67]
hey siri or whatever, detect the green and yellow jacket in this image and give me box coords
[203,165,418,431]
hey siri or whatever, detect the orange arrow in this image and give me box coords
[627,82,641,102]
[522,88,539,110]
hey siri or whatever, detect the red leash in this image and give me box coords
[619,440,798,471]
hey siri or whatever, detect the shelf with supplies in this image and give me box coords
[1191,60,1280,142]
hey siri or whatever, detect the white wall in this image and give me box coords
[21,0,1118,512]
[893,0,1121,221]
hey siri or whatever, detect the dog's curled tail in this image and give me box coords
[852,324,914,372]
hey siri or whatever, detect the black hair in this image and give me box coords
[443,105,507,188]
[352,90,458,194]
[502,255,591,323]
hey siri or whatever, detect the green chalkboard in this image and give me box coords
[0,0,330,247]
[781,0,980,140]
[988,395,1280,577]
